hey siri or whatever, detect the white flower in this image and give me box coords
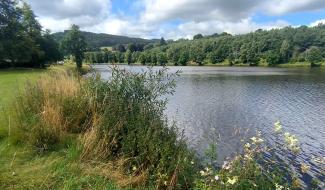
[244,143,251,149]
[275,183,284,190]
[222,161,231,170]
[284,132,300,152]
[274,120,282,133]
[301,163,310,173]
[190,161,194,165]
[250,136,264,144]
[200,170,205,176]
[214,175,220,181]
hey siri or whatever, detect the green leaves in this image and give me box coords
[61,24,87,68]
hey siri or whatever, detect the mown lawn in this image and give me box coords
[0,69,46,108]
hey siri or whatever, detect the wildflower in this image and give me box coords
[190,161,194,165]
[284,132,300,152]
[250,136,264,144]
[301,163,310,173]
[222,161,231,170]
[227,176,238,185]
[214,175,220,181]
[200,170,205,176]
[164,181,168,186]
[244,154,252,160]
[275,183,284,190]
[132,166,137,171]
[274,120,282,133]
[244,143,251,148]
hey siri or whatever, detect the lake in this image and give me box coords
[93,65,325,188]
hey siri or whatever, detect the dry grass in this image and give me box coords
[82,160,148,188]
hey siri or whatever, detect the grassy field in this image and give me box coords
[0,69,46,108]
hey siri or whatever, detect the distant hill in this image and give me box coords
[52,31,158,50]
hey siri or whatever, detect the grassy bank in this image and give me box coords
[1,64,322,189]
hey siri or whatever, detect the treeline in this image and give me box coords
[0,0,62,68]
[86,26,325,66]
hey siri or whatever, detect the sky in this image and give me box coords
[25,0,325,39]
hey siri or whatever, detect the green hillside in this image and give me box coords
[52,31,158,50]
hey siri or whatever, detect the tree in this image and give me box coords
[306,47,322,67]
[125,50,132,65]
[127,43,137,52]
[159,37,166,46]
[279,40,291,63]
[61,24,87,69]
[21,2,44,67]
[40,29,62,63]
[178,51,188,66]
[193,34,203,40]
[266,50,281,66]
[116,44,126,52]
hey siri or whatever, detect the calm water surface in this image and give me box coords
[94,65,325,188]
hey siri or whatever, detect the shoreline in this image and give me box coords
[88,62,324,68]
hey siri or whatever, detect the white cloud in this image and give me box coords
[163,19,289,39]
[310,19,325,27]
[25,0,325,39]
[26,0,111,31]
[263,0,325,15]
[141,0,260,23]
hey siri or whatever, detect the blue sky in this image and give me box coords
[26,0,325,39]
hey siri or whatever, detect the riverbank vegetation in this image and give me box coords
[84,25,325,67]
[1,65,323,189]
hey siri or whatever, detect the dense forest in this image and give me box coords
[0,0,62,68]
[1,0,325,68]
[85,25,325,67]
[52,31,158,51]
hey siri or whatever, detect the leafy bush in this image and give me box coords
[14,67,197,189]
[81,67,196,189]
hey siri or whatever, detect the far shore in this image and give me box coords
[88,62,324,68]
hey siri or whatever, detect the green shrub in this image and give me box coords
[81,67,197,189]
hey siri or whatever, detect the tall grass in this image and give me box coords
[13,67,197,189]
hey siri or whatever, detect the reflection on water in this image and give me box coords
[94,65,325,188]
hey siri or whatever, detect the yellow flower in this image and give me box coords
[301,163,310,173]
[227,176,238,185]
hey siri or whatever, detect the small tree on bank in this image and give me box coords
[61,24,86,69]
[306,47,322,67]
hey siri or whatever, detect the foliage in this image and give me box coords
[306,46,322,66]
[61,24,87,68]
[13,67,197,189]
[86,25,325,66]
[0,0,62,68]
